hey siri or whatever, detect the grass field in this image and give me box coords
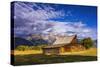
[11,48,97,66]
[12,48,97,56]
[61,48,97,56]
[12,54,97,66]
[11,50,42,55]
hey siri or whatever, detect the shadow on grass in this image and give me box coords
[11,54,97,66]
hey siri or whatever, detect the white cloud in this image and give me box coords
[14,2,65,21]
[41,21,97,39]
[13,2,97,39]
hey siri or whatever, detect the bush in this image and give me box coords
[15,45,30,51]
[15,44,47,51]
[31,45,47,50]
[80,38,94,49]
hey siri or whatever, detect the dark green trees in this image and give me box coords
[80,38,94,49]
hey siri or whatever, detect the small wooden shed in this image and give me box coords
[42,35,85,55]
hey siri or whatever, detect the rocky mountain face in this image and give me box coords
[27,33,70,45]
[14,33,76,48]
[26,33,56,45]
[14,34,55,47]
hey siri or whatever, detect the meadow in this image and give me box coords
[11,48,97,66]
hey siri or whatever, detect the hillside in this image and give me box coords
[14,37,33,47]
[14,37,48,48]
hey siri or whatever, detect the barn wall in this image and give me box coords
[43,48,60,55]
[70,36,77,45]
[64,46,71,52]
[59,47,64,53]
[70,44,85,52]
[59,46,71,53]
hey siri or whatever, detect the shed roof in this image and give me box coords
[43,35,76,49]
[53,35,75,45]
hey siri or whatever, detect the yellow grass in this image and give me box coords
[61,48,97,56]
[12,48,97,56]
[11,50,42,55]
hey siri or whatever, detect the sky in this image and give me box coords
[12,1,97,40]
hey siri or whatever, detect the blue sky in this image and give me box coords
[47,4,97,28]
[12,1,97,39]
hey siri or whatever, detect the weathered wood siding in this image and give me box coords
[42,35,85,55]
[70,35,77,45]
[43,48,60,55]
[59,46,71,53]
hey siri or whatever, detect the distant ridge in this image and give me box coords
[14,37,33,48]
[14,37,49,48]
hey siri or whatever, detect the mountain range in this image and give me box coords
[14,34,97,48]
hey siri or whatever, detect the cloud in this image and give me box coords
[14,2,66,35]
[14,2,65,21]
[41,21,97,39]
[13,2,97,39]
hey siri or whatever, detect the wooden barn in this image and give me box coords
[42,35,85,55]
